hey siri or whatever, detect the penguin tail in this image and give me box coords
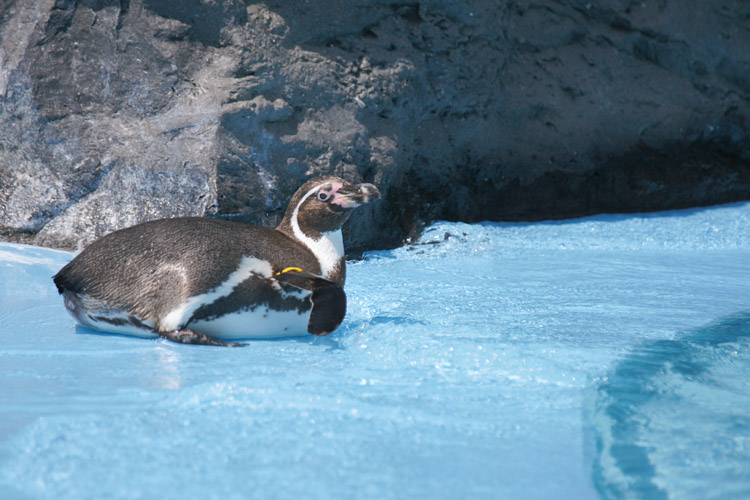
[52,267,71,295]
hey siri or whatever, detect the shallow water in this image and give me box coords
[1,203,749,499]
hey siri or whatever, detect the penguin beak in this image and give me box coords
[332,183,381,209]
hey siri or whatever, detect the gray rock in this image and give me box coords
[1,0,749,252]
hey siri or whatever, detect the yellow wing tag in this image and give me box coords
[276,267,303,276]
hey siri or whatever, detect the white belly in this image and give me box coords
[64,284,314,341]
[64,292,159,339]
[79,313,159,339]
[188,306,311,340]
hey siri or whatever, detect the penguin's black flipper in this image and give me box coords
[159,329,245,347]
[274,269,347,336]
[308,283,346,335]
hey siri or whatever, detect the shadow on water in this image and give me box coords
[589,312,750,499]
[277,314,424,352]
[74,325,153,343]
[342,314,427,333]
[73,318,418,352]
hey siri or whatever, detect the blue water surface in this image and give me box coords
[1,203,749,499]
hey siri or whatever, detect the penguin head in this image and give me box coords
[279,176,381,239]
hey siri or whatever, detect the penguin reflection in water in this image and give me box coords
[53,176,380,346]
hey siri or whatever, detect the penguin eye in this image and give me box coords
[317,191,330,202]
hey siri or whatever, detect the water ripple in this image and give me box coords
[590,313,750,499]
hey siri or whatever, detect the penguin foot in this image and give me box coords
[159,329,245,347]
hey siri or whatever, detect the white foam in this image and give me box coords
[0,250,60,266]
[0,243,71,267]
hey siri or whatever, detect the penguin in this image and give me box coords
[53,176,381,346]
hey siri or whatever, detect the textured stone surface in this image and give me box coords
[1,0,749,252]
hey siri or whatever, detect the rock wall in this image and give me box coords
[1,0,749,252]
